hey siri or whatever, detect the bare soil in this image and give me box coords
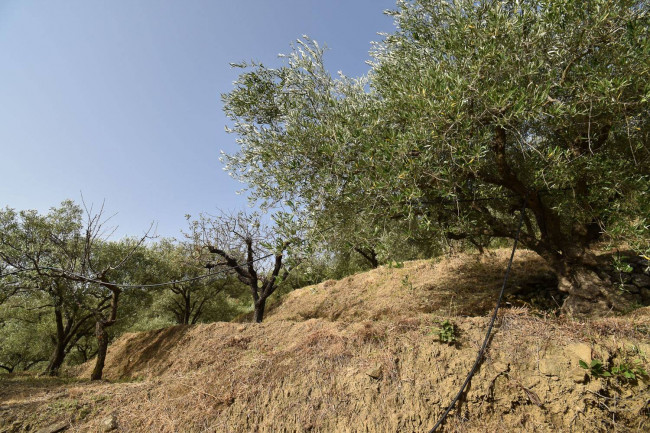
[1,249,649,432]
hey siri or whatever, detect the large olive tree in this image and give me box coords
[222,1,649,315]
[368,0,650,314]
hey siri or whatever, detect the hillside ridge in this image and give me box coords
[2,249,649,432]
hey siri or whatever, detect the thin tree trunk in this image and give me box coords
[191,297,209,325]
[91,283,120,381]
[45,307,67,376]
[254,298,266,323]
[91,321,108,381]
[46,340,67,376]
[183,293,191,325]
[469,239,485,255]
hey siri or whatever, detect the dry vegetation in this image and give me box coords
[267,249,561,321]
[1,249,649,432]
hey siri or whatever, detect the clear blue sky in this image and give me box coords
[0,0,396,239]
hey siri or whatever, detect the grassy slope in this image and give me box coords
[1,249,649,432]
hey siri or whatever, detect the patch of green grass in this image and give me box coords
[401,275,414,291]
[48,398,82,413]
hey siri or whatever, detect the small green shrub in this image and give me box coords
[580,358,648,383]
[611,361,648,383]
[612,255,634,273]
[435,320,456,345]
[579,359,611,378]
[401,275,414,291]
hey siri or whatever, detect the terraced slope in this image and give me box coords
[1,250,649,432]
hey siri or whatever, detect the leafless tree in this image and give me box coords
[187,211,298,323]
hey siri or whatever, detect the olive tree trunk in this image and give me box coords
[90,284,120,381]
[253,298,266,323]
[91,320,109,381]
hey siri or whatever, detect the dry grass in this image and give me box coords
[268,249,556,323]
[2,249,649,432]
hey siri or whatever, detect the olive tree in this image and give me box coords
[148,239,234,325]
[0,201,152,378]
[0,202,96,375]
[370,0,650,314]
[187,212,300,323]
[0,296,53,373]
[222,1,650,315]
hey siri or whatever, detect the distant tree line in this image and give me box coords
[0,199,427,378]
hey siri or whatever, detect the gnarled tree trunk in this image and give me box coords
[556,264,618,316]
[46,339,66,377]
[544,250,648,316]
[90,282,120,381]
[45,299,69,376]
[45,304,92,376]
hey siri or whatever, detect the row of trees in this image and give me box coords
[1,198,424,378]
[0,203,297,378]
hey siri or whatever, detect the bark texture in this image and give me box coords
[555,254,650,316]
[91,321,109,381]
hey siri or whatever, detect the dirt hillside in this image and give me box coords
[1,249,649,432]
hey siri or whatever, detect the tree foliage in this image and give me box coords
[0,201,153,378]
[0,295,52,373]
[146,239,245,325]
[222,0,650,314]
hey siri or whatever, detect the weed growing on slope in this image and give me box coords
[433,320,457,345]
